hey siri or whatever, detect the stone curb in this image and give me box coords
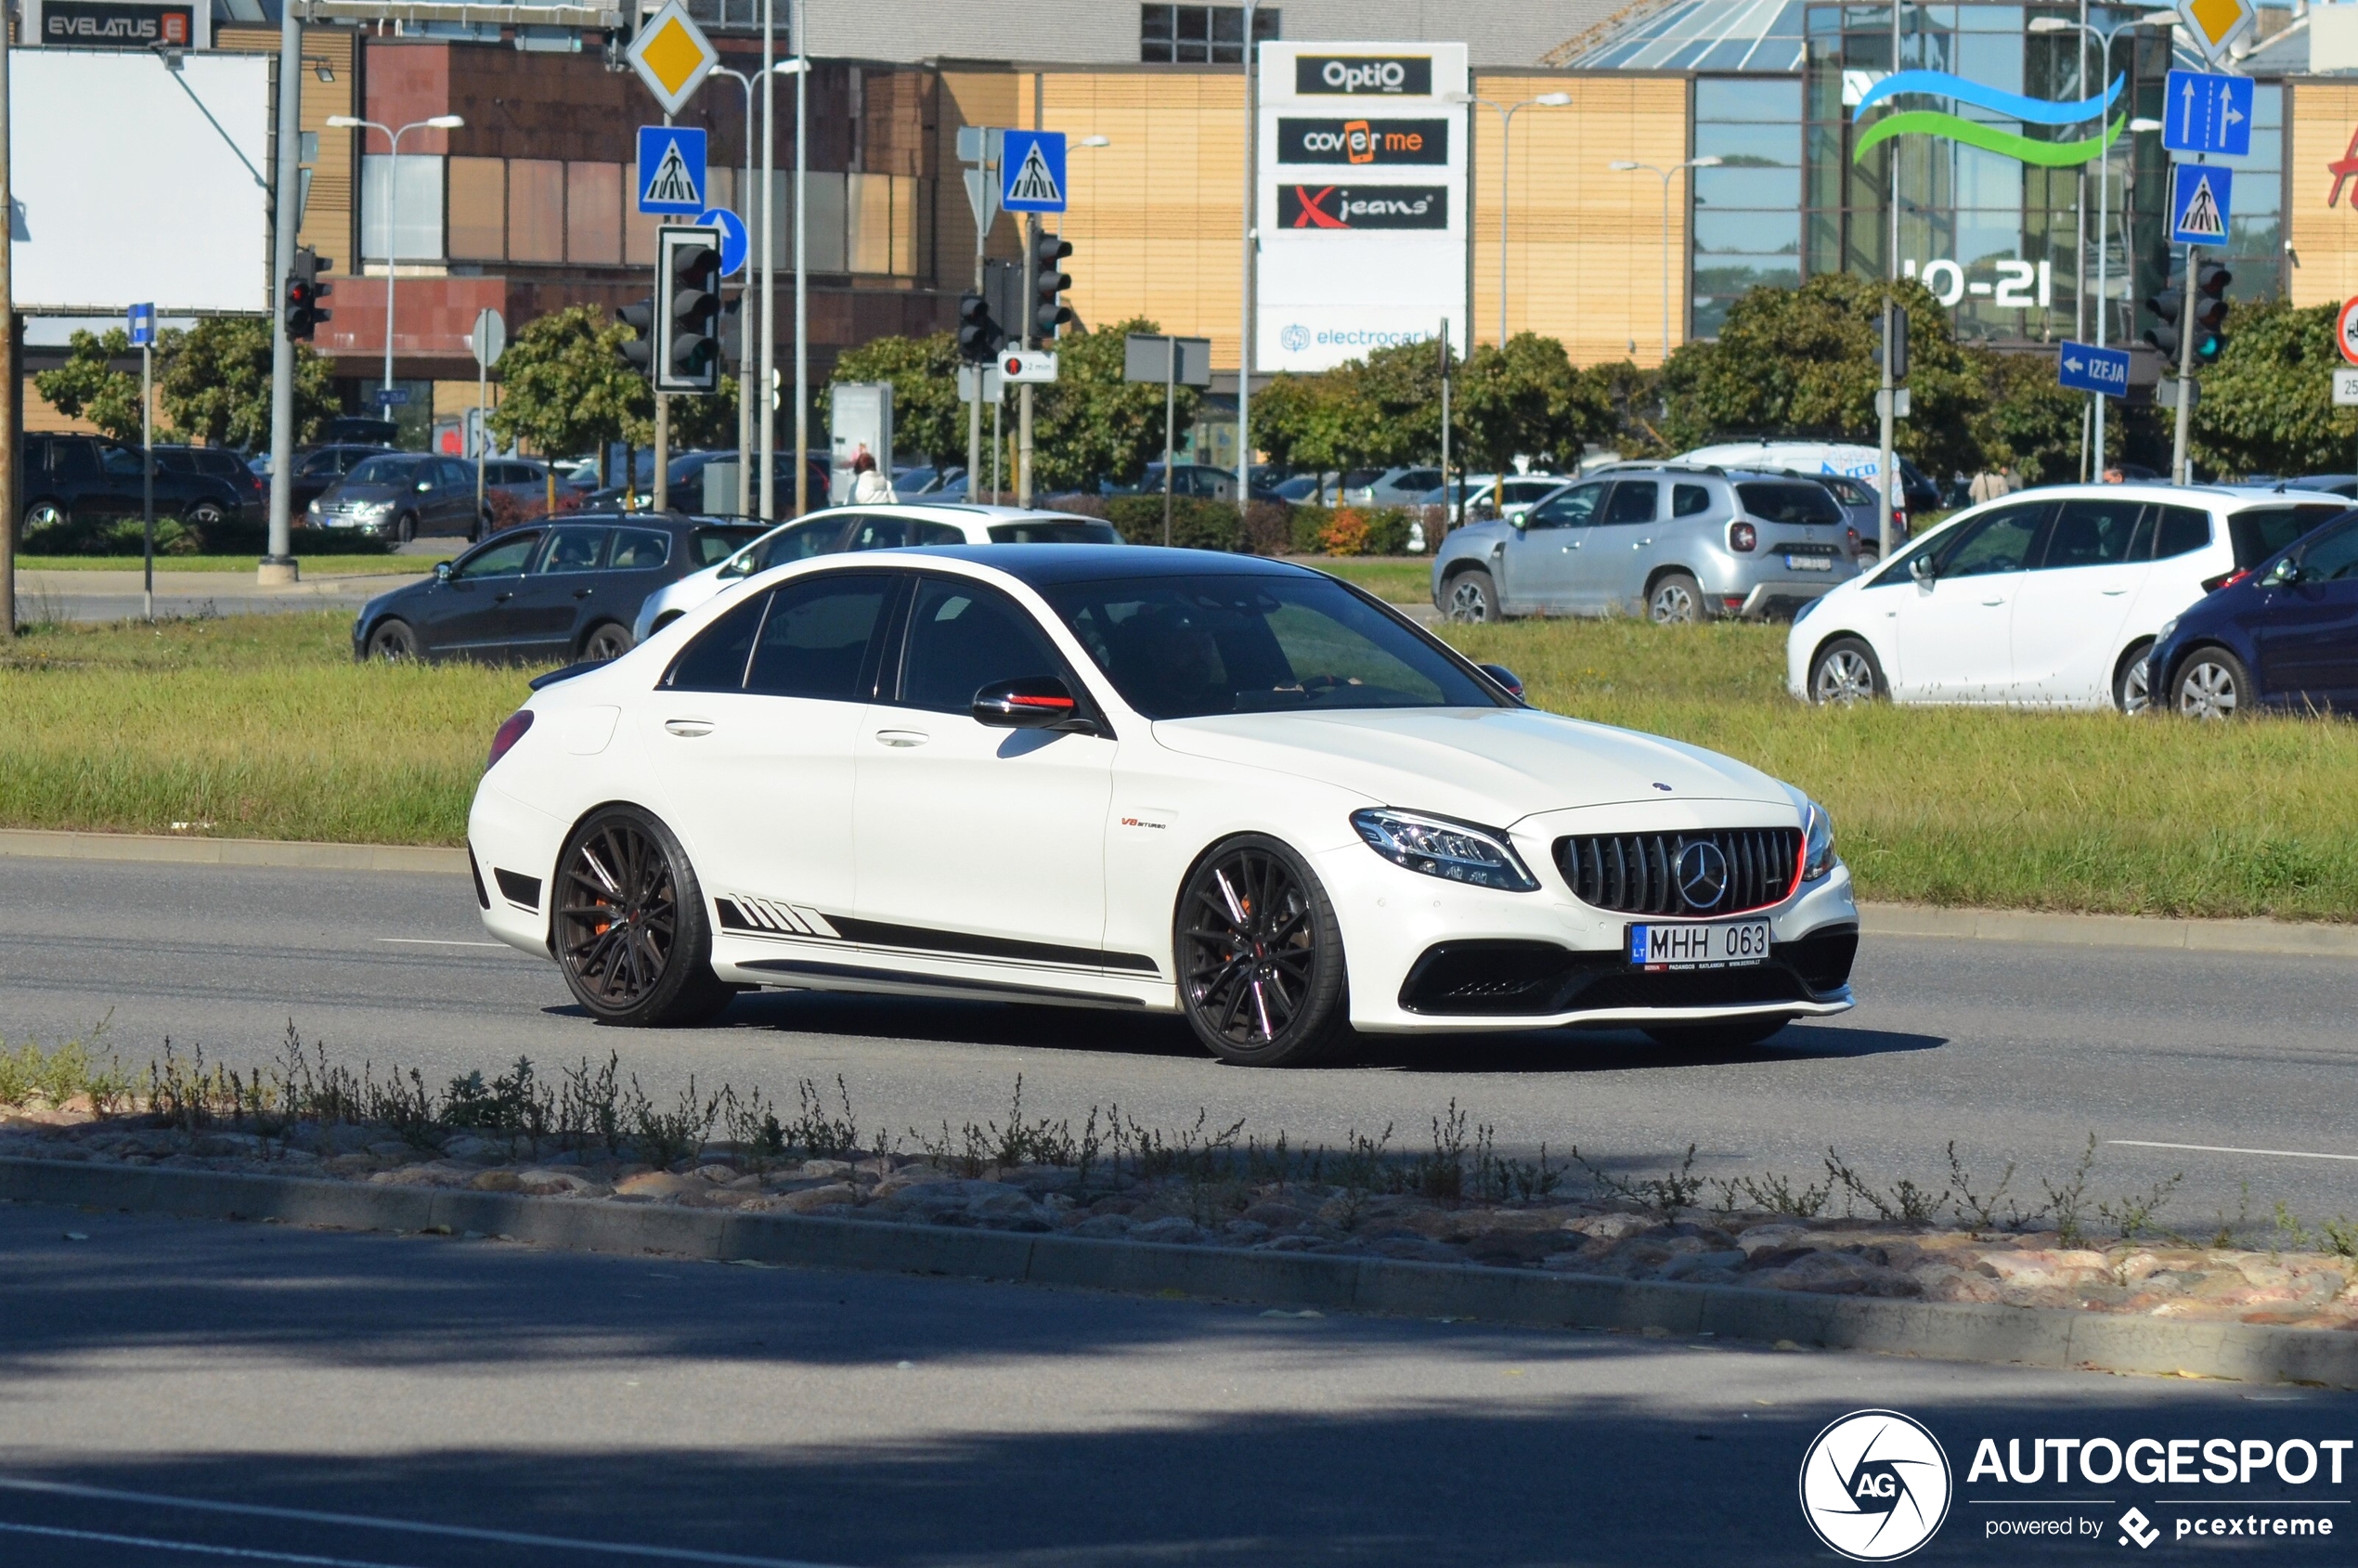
[6,827,2352,954]
[6,1157,2352,1388]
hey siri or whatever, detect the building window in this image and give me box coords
[1141,5,1277,65]
[1691,76,1802,341]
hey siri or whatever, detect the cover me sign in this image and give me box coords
[1258,41,1469,372]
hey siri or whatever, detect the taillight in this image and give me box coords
[2202,569,2249,593]
[487,709,534,769]
[1730,521,1757,552]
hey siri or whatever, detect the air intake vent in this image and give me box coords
[1553,828,1800,917]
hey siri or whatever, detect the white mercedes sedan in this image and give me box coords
[470,548,1859,1066]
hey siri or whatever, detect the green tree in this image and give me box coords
[1030,317,1198,492]
[667,372,740,452]
[488,305,653,462]
[2188,299,2355,479]
[1252,371,1364,491]
[1574,358,1669,459]
[158,317,338,450]
[1455,332,1638,473]
[830,330,966,467]
[1968,345,2086,485]
[34,328,149,443]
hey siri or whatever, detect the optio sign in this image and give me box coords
[1295,55,1432,96]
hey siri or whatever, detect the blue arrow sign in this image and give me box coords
[2057,340,2131,396]
[126,303,156,348]
[637,125,707,215]
[696,206,748,277]
[1000,129,1068,214]
[2170,162,2233,246]
[2163,70,2253,159]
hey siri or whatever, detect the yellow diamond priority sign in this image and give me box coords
[2178,0,2256,64]
[626,0,719,117]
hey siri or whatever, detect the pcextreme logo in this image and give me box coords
[1850,70,2125,168]
[1799,1409,1954,1561]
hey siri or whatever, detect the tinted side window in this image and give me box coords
[1603,482,1658,524]
[692,526,763,566]
[988,519,1122,543]
[755,520,844,569]
[745,574,891,700]
[49,442,98,480]
[537,526,609,573]
[1735,482,1844,525]
[899,577,1066,714]
[1672,484,1713,517]
[2154,506,2210,561]
[913,521,967,546]
[1937,504,2045,578]
[664,590,771,692]
[2300,520,2358,580]
[844,515,912,551]
[454,530,542,578]
[607,528,670,570]
[2037,499,2144,569]
[2229,505,2349,569]
[298,450,340,477]
[1529,483,1603,527]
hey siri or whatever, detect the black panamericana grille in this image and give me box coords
[1553,828,1801,917]
[1394,925,1858,1017]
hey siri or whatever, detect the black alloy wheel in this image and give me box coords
[579,623,633,663]
[553,807,734,1027]
[1643,1017,1793,1050]
[1175,836,1353,1067]
[365,618,419,660]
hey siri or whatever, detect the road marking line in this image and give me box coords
[0,1478,857,1568]
[373,938,507,948]
[2109,1139,2358,1164]
[0,1519,422,1568]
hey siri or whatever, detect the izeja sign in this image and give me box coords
[1851,70,2127,167]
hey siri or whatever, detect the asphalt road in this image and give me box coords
[5,855,2357,1232]
[1,1199,2352,1568]
[19,537,458,624]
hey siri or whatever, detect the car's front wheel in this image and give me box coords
[1443,566,1497,623]
[1644,1017,1791,1050]
[393,512,417,546]
[1807,636,1885,705]
[365,618,419,660]
[2172,646,2248,719]
[1175,835,1353,1067]
[553,806,735,1027]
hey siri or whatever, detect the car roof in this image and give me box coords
[2003,482,2351,510]
[814,543,1315,589]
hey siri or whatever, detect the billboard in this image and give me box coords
[24,0,210,51]
[1257,41,1468,372]
[8,47,269,314]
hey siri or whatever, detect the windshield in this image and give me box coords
[1042,574,1501,719]
[346,456,420,486]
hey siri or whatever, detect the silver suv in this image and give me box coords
[1430,465,1861,623]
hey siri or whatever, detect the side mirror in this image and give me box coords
[1479,663,1525,700]
[1909,553,1937,584]
[973,675,1090,732]
[1508,510,1530,531]
[433,561,453,582]
[417,481,434,492]
[2265,556,2304,586]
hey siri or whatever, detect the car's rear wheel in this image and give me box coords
[2113,640,2155,715]
[1175,835,1353,1067]
[394,512,417,546]
[365,618,419,661]
[1444,566,1497,623]
[2173,646,2248,719]
[185,499,226,533]
[553,806,734,1027]
[1808,636,1885,705]
[578,622,633,663]
[1643,1017,1791,1050]
[1648,571,1704,625]
[23,499,65,534]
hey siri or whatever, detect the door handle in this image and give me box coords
[1634,538,1652,549]
[573,588,594,600]
[872,730,929,747]
[1980,597,2006,607]
[2100,589,2127,596]
[492,591,513,603]
[663,718,714,737]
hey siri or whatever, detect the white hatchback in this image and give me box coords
[1787,485,2350,710]
[630,503,1121,642]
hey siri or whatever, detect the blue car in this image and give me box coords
[2147,508,2358,716]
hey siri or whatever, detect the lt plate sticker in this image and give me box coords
[1628,920,1771,969]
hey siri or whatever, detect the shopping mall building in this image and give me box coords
[26,0,2358,451]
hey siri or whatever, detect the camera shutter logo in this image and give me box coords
[1798,1409,1952,1561]
[1675,841,1729,910]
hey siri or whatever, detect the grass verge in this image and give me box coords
[19,554,428,576]
[1289,555,1431,603]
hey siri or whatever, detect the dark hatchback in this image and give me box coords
[20,434,250,533]
[354,512,762,666]
[2148,507,2358,717]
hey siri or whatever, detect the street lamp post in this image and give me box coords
[1449,91,1570,346]
[327,112,464,415]
[1609,155,1721,364]
[793,0,810,517]
[712,61,797,516]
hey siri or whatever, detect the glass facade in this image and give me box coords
[1694,77,1804,337]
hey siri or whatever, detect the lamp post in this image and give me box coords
[2028,11,2178,477]
[712,60,798,516]
[1448,91,1570,347]
[1609,155,1721,364]
[1237,0,1259,522]
[327,112,464,412]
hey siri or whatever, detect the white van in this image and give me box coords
[1678,441,1940,519]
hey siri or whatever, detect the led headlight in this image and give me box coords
[1802,800,1839,882]
[355,499,393,519]
[2156,616,2179,643]
[1351,809,1538,893]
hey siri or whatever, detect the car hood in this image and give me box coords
[324,483,408,503]
[1149,706,1798,826]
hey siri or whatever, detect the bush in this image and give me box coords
[487,485,584,532]
[1320,507,1371,556]
[1104,495,1241,551]
[1294,504,1415,557]
[1289,503,1332,553]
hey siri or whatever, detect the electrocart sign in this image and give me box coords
[1275,118,1448,166]
[1294,55,1432,97]
[1279,184,1448,230]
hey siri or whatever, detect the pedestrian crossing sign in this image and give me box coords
[2170,162,2233,246]
[1000,130,1068,214]
[638,125,707,215]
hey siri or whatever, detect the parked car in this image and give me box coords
[471,547,1857,1059]
[309,453,486,543]
[480,459,556,522]
[1119,462,1241,501]
[19,434,250,538]
[1788,485,2351,711]
[1776,470,1900,562]
[1416,473,1572,523]
[1432,465,1858,624]
[150,445,266,512]
[317,416,401,447]
[1678,441,1942,524]
[354,512,765,666]
[275,443,394,520]
[2263,474,2358,499]
[632,502,1125,641]
[583,449,832,514]
[2147,506,2358,717]
[1341,466,1445,508]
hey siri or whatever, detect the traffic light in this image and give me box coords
[2144,274,2184,360]
[615,296,655,374]
[1870,302,1908,382]
[656,226,722,394]
[2191,259,2232,365]
[1032,233,1073,339]
[718,296,745,374]
[957,290,1005,362]
[284,248,331,341]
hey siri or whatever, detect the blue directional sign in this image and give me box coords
[1000,129,1068,214]
[374,387,412,407]
[2170,162,2234,246]
[637,125,707,215]
[2163,70,2253,159]
[696,206,748,277]
[126,302,156,348]
[2057,340,2131,397]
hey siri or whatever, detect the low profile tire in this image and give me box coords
[578,622,633,663]
[2113,640,2155,716]
[365,618,419,661]
[23,500,65,534]
[1643,1017,1791,1050]
[553,806,734,1028]
[1444,566,1498,623]
[2173,645,2249,719]
[1648,571,1704,625]
[1175,835,1354,1068]
[394,512,418,546]
[185,500,227,532]
[1808,635,1885,705]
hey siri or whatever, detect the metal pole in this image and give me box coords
[263,6,303,582]
[741,71,758,513]
[0,23,12,639]
[1876,0,1901,562]
[968,163,986,496]
[1237,0,1257,525]
[792,0,809,516]
[758,0,776,520]
[384,125,401,404]
[991,395,1002,502]
[1438,319,1451,529]
[1018,210,1035,508]
[654,109,672,514]
[475,341,486,526]
[142,343,154,621]
[2172,240,2196,483]
[2074,3,2089,477]
[1163,335,1175,547]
